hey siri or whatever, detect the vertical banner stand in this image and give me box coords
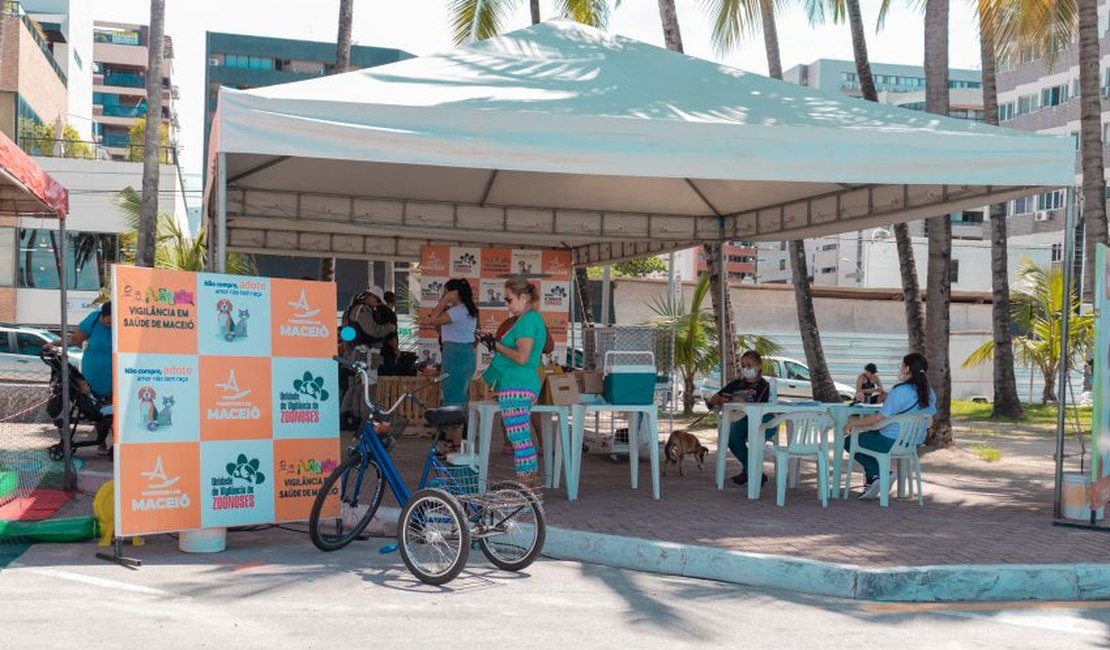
[96,537,142,568]
[1054,188,1109,531]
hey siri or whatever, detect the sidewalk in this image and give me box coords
[27,420,1110,601]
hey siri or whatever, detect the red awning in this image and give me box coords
[0,130,68,219]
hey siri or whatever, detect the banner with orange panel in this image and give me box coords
[418,247,572,372]
[112,267,340,537]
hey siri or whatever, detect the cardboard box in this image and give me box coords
[576,370,604,394]
[539,374,581,406]
[469,378,494,402]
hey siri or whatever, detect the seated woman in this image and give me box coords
[855,363,885,404]
[706,350,771,488]
[843,352,937,499]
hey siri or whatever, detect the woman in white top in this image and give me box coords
[421,278,479,406]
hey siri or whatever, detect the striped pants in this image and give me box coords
[496,388,538,476]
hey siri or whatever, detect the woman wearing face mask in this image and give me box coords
[843,352,937,500]
[706,350,772,488]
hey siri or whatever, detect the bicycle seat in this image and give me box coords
[424,406,467,428]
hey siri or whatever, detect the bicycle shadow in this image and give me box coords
[355,559,535,593]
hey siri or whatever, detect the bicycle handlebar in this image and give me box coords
[334,355,447,412]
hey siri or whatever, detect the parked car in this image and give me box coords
[697,356,856,402]
[0,325,83,383]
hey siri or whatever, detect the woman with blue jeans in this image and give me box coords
[422,278,479,407]
[843,352,937,499]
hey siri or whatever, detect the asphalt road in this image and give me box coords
[0,528,1106,649]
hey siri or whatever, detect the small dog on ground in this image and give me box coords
[663,429,707,477]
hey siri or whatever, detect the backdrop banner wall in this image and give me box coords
[418,246,571,371]
[111,266,340,537]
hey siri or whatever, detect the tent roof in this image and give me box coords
[0,131,67,219]
[207,20,1072,264]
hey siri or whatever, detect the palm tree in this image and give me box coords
[117,187,257,276]
[815,0,926,354]
[922,0,953,446]
[648,275,780,414]
[975,0,1022,419]
[447,0,615,45]
[964,259,1094,404]
[137,0,166,268]
[701,0,840,402]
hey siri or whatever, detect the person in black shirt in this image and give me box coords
[707,350,772,488]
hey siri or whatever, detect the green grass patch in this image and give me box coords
[970,444,1003,462]
[951,400,1091,430]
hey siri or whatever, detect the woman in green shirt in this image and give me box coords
[479,276,547,481]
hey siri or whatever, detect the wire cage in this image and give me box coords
[583,326,675,378]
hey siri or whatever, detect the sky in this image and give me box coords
[96,0,983,193]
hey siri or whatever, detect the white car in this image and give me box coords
[0,325,83,383]
[698,356,856,402]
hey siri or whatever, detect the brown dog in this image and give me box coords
[663,430,707,477]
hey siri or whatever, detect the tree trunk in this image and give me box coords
[703,242,740,384]
[530,0,541,25]
[845,0,877,102]
[137,0,166,268]
[978,16,1023,419]
[656,0,683,53]
[336,0,354,72]
[683,373,696,415]
[923,0,952,446]
[322,0,354,281]
[1042,371,1057,405]
[575,266,594,326]
[844,0,924,354]
[790,241,839,401]
[757,0,781,79]
[759,1,834,401]
[1079,0,1108,300]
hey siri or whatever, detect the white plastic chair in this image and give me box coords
[760,410,835,508]
[841,414,931,507]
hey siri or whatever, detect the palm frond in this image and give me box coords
[699,0,762,55]
[448,0,516,45]
[556,0,611,28]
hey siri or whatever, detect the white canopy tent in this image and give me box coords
[205,19,1082,518]
[203,19,1073,268]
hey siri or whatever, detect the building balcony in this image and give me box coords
[103,72,145,88]
[99,104,145,118]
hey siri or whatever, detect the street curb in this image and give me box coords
[543,526,1110,602]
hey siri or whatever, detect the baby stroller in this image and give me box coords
[40,348,113,460]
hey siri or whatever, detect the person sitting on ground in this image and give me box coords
[706,350,772,488]
[855,363,885,404]
[842,352,937,500]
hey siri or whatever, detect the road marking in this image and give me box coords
[27,568,172,597]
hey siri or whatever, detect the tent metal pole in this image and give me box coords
[1053,185,1077,520]
[601,265,611,325]
[217,151,227,273]
[718,240,727,391]
[59,216,73,490]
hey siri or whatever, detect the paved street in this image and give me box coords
[0,529,1106,649]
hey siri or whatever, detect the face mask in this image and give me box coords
[741,367,757,380]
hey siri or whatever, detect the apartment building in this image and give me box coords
[994,2,1110,286]
[0,2,67,145]
[91,21,177,161]
[0,7,187,327]
[203,32,411,169]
